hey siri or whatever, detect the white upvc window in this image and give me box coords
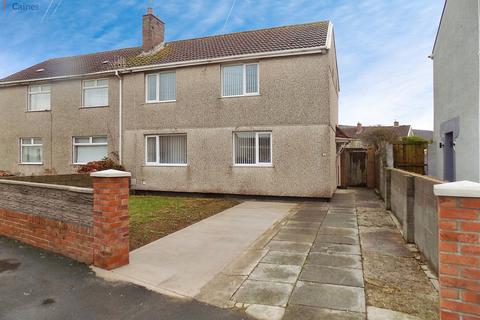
[145,134,187,166]
[146,71,176,103]
[20,138,43,164]
[222,63,259,97]
[82,79,109,107]
[28,85,51,111]
[233,132,272,166]
[73,136,108,164]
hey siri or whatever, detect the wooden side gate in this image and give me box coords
[392,142,428,175]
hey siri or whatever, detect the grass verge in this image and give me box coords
[129,196,240,250]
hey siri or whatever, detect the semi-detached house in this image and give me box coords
[0,8,340,198]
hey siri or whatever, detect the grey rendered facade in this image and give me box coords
[430,0,480,182]
[0,12,339,197]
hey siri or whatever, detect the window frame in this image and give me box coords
[20,137,43,165]
[27,84,51,112]
[82,78,109,108]
[72,136,108,165]
[221,63,260,98]
[233,131,272,167]
[144,134,188,167]
[145,71,177,103]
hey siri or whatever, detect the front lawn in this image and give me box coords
[128,196,240,250]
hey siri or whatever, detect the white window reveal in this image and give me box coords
[145,134,187,165]
[234,132,272,166]
[28,85,51,111]
[222,63,259,97]
[73,136,108,164]
[146,71,176,102]
[83,79,109,107]
[20,138,43,164]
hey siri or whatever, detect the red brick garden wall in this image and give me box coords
[0,208,93,264]
[438,196,480,320]
[0,170,131,270]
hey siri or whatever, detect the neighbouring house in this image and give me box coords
[336,121,413,187]
[430,0,479,182]
[0,8,340,198]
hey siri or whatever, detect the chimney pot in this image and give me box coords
[147,7,153,15]
[394,120,399,127]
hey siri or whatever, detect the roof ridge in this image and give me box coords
[166,21,330,44]
[44,46,141,62]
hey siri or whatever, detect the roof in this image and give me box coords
[432,0,448,55]
[0,21,330,83]
[338,124,412,140]
[335,126,350,139]
[412,129,433,141]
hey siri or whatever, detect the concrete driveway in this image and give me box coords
[96,201,296,299]
[0,236,251,320]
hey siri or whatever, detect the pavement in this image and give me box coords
[0,236,251,320]
[96,201,296,298]
[197,188,438,320]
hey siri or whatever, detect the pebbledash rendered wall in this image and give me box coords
[0,170,130,270]
[382,168,444,272]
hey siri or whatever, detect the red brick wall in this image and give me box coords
[0,208,93,264]
[438,196,480,320]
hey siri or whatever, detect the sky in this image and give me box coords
[0,0,444,130]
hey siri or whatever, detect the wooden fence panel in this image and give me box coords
[392,142,428,175]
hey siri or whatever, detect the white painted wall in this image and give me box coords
[432,0,480,182]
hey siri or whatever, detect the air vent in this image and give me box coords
[36,68,45,72]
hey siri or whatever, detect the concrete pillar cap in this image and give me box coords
[434,181,480,198]
[90,169,131,178]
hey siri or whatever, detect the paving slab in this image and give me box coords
[317,227,358,236]
[264,240,312,253]
[261,251,307,266]
[285,221,322,229]
[280,227,319,235]
[290,281,366,313]
[299,265,364,287]
[245,304,285,320]
[233,280,294,307]
[367,306,422,320]
[284,306,366,320]
[311,243,361,255]
[273,230,317,243]
[306,252,362,269]
[99,201,296,298]
[315,234,359,245]
[196,273,247,308]
[223,249,269,276]
[249,263,301,284]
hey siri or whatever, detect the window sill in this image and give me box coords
[144,100,177,105]
[18,163,43,165]
[26,109,51,113]
[79,105,109,109]
[220,94,261,99]
[232,164,273,168]
[144,164,188,167]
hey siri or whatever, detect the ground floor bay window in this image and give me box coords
[73,136,108,164]
[145,134,187,166]
[234,132,272,166]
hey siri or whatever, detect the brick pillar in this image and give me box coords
[91,169,131,270]
[434,181,480,320]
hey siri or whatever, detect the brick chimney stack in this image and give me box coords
[142,8,165,52]
[356,122,362,134]
[394,120,399,127]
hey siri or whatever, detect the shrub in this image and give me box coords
[76,157,125,173]
[0,170,12,177]
[401,135,429,143]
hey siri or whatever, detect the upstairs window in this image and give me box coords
[222,63,259,97]
[145,134,187,165]
[146,71,176,102]
[28,85,51,111]
[20,138,43,164]
[234,132,271,166]
[73,136,108,164]
[83,79,109,107]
